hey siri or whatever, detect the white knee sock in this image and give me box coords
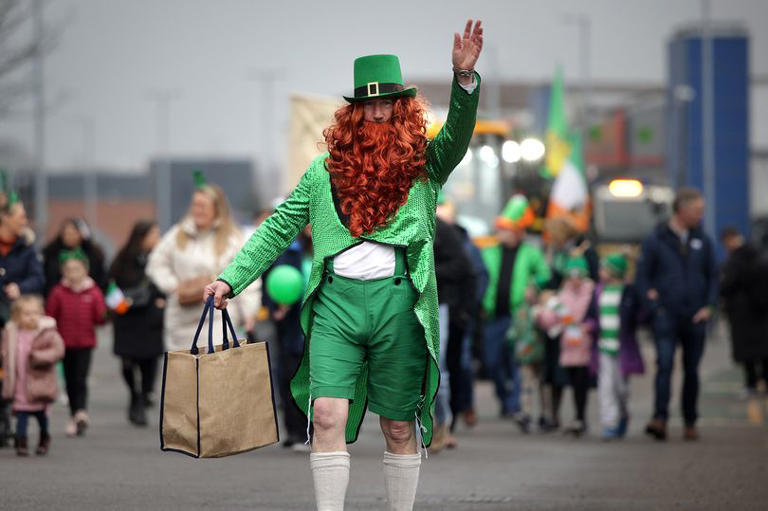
[382,451,421,511]
[310,451,350,511]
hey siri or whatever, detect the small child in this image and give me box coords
[508,286,545,433]
[0,295,65,456]
[45,249,107,437]
[595,253,645,440]
[536,256,595,437]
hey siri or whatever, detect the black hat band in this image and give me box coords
[353,82,404,99]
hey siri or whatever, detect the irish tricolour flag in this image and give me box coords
[543,69,590,232]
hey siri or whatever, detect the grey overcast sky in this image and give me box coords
[2,0,767,172]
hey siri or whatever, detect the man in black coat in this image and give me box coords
[720,227,768,397]
[636,187,718,441]
[432,216,473,449]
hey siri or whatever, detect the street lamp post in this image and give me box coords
[561,13,592,129]
[147,90,180,232]
[72,116,97,228]
[32,0,47,243]
[246,69,286,203]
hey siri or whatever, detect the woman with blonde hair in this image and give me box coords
[146,177,260,352]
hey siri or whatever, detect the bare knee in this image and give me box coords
[312,398,346,433]
[381,418,415,453]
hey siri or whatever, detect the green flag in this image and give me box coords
[543,68,571,178]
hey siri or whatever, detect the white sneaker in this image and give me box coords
[65,419,77,437]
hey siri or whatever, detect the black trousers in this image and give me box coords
[63,347,93,417]
[566,366,590,422]
[275,320,307,443]
[745,358,768,390]
[0,381,10,444]
[447,316,469,427]
[120,357,159,398]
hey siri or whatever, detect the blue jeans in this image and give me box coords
[652,310,707,426]
[15,410,48,438]
[482,316,521,415]
[459,320,475,410]
[435,304,452,427]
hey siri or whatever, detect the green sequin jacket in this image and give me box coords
[218,74,480,446]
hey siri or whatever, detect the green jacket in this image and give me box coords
[218,75,480,446]
[481,241,550,319]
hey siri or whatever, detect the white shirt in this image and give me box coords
[334,242,397,280]
[333,78,477,280]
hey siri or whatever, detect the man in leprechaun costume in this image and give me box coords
[206,19,483,511]
[481,195,550,427]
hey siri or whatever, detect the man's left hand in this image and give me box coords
[452,19,483,85]
[692,307,712,324]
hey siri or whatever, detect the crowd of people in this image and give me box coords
[0,176,260,457]
[427,185,758,449]
[0,177,764,460]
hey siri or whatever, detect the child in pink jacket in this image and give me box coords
[536,256,596,436]
[0,295,65,456]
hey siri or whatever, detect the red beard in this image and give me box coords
[324,99,429,237]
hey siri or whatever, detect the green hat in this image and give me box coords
[496,194,534,230]
[7,190,19,208]
[59,247,88,265]
[564,256,589,278]
[343,54,418,103]
[192,169,207,189]
[603,253,628,278]
[437,189,446,205]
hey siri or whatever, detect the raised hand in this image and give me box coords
[452,19,483,71]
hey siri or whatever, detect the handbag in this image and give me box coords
[160,297,279,458]
[176,276,210,306]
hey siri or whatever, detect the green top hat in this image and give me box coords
[603,253,628,278]
[564,256,589,278]
[343,54,418,103]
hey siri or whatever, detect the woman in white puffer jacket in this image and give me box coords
[147,182,260,352]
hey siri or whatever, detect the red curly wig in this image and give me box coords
[324,96,429,237]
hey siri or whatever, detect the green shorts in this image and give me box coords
[309,264,427,421]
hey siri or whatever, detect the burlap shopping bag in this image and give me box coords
[160,297,279,458]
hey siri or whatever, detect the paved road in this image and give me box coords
[2,322,767,510]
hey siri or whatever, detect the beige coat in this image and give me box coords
[1,316,65,403]
[146,218,261,352]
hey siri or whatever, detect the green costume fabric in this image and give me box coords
[310,269,426,421]
[508,307,543,364]
[481,241,550,319]
[218,74,480,445]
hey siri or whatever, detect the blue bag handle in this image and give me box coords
[190,297,214,355]
[190,297,242,355]
[220,308,241,350]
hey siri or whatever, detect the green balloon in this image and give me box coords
[266,265,304,305]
